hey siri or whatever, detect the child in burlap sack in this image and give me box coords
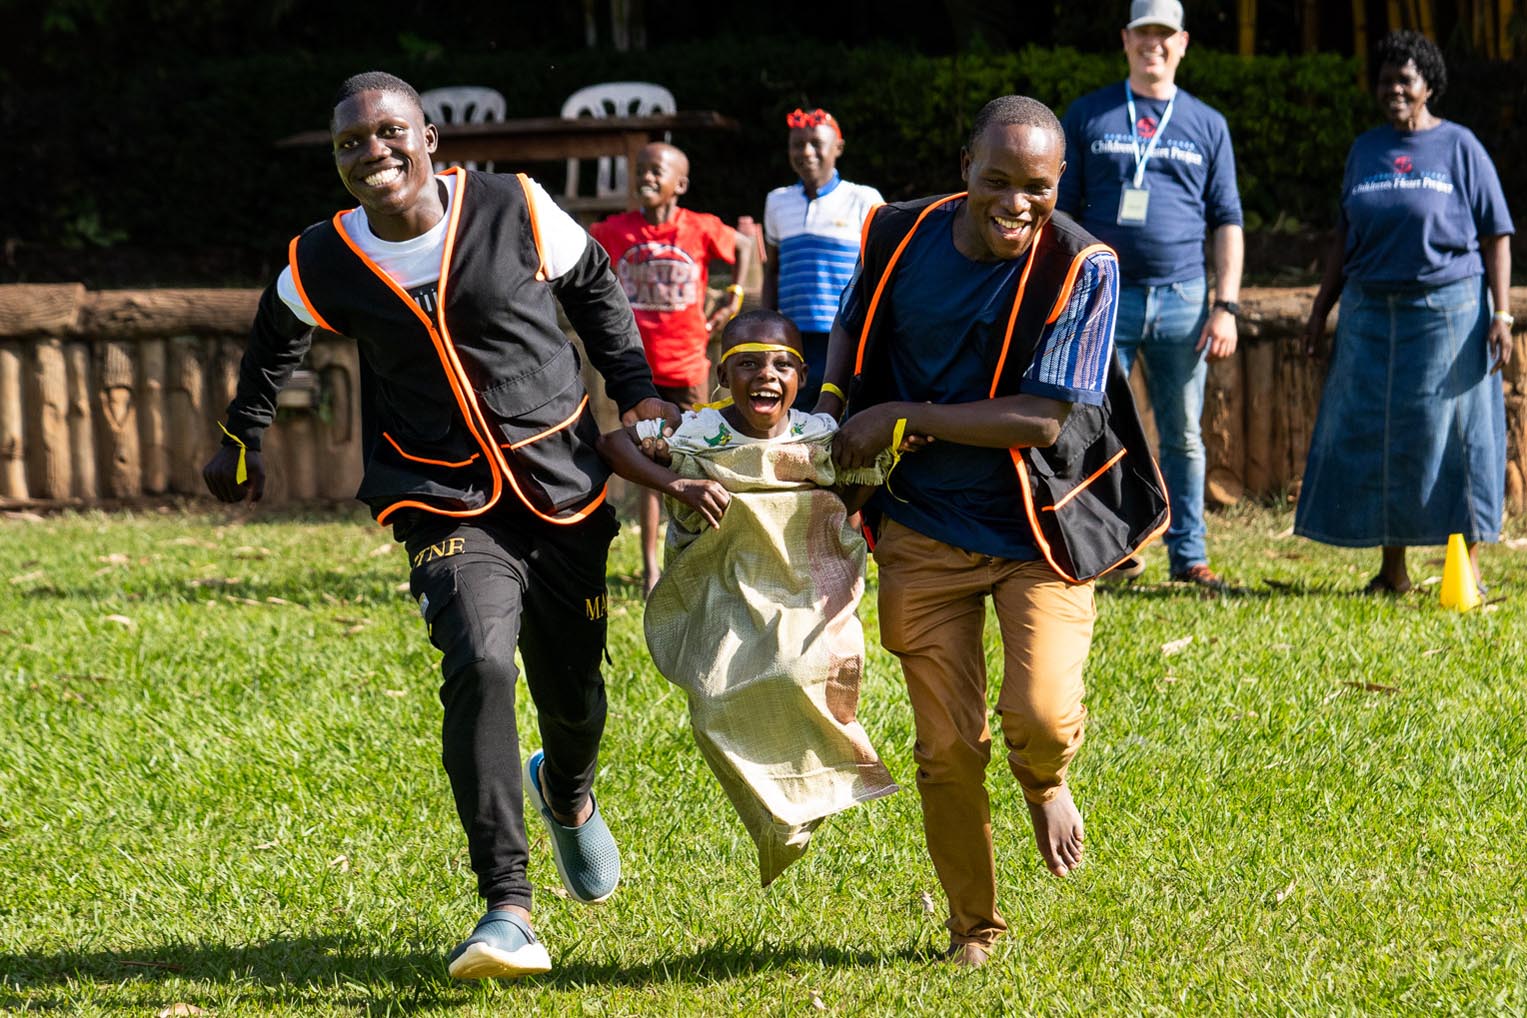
[598,310,898,885]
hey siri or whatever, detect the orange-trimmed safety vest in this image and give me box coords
[847,194,1169,583]
[286,169,651,527]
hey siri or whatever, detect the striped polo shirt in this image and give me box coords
[764,172,883,333]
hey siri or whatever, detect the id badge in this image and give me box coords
[1117,186,1150,226]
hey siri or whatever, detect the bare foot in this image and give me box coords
[1026,786,1084,877]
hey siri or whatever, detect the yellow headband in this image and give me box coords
[717,342,804,368]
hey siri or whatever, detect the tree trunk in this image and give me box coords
[97,340,142,498]
[1239,0,1258,55]
[0,341,26,501]
[81,289,260,339]
[0,284,82,337]
[284,414,321,502]
[310,337,365,501]
[168,336,207,494]
[138,338,168,494]
[1301,0,1321,51]
[1203,352,1246,507]
[1242,340,1276,495]
[1353,0,1370,87]
[27,339,71,500]
[609,0,630,51]
[1420,0,1436,38]
[66,341,97,501]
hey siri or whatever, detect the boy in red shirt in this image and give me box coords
[590,142,752,594]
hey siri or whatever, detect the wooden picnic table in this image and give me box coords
[276,111,740,214]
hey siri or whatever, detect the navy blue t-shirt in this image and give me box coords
[1058,83,1242,286]
[1339,120,1514,286]
[836,202,1118,559]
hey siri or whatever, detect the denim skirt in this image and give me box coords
[1295,275,1505,547]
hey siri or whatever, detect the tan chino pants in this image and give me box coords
[874,517,1095,946]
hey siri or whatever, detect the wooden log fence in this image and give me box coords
[0,283,1524,517]
[0,284,363,508]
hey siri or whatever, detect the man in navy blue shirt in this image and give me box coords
[1059,0,1244,589]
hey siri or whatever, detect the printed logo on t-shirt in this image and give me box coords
[407,282,440,317]
[1350,163,1455,197]
[1089,131,1204,167]
[613,242,700,312]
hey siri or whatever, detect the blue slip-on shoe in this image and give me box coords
[525,748,620,904]
[446,910,551,980]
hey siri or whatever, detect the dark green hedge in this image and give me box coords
[7,38,1518,272]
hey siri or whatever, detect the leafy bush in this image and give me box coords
[4,38,1519,275]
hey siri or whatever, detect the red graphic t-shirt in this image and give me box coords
[589,208,736,387]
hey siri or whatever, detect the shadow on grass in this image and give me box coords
[0,936,443,1014]
[547,938,930,988]
[15,569,405,607]
[1096,580,1275,600]
[0,935,928,1010]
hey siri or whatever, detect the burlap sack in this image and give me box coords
[643,421,898,885]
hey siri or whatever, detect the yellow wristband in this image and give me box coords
[820,381,846,401]
[725,284,745,296]
[217,421,249,485]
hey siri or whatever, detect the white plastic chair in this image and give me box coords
[420,86,506,171]
[560,82,677,201]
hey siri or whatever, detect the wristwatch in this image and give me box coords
[1212,299,1241,318]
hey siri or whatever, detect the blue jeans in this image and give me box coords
[1113,277,1210,574]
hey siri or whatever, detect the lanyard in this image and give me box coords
[1124,82,1177,190]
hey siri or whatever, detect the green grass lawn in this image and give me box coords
[2,503,1525,1016]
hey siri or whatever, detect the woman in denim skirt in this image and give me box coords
[1298,30,1515,593]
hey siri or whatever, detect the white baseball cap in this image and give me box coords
[1126,0,1185,31]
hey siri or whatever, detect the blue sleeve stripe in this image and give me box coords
[1026,251,1117,395]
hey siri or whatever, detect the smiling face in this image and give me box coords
[788,124,843,195]
[718,321,806,438]
[1376,59,1433,129]
[956,121,1065,262]
[331,88,440,239]
[1122,24,1189,88]
[634,143,689,214]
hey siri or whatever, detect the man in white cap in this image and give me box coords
[1058,0,1244,591]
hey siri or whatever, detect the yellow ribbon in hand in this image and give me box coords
[889,417,908,474]
[217,421,249,485]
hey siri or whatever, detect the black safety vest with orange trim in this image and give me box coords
[847,194,1169,583]
[286,169,641,527]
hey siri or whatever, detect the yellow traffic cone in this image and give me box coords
[1439,533,1481,612]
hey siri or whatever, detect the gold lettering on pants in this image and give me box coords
[412,536,466,568]
[584,593,607,620]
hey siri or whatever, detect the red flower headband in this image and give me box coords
[785,108,842,140]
